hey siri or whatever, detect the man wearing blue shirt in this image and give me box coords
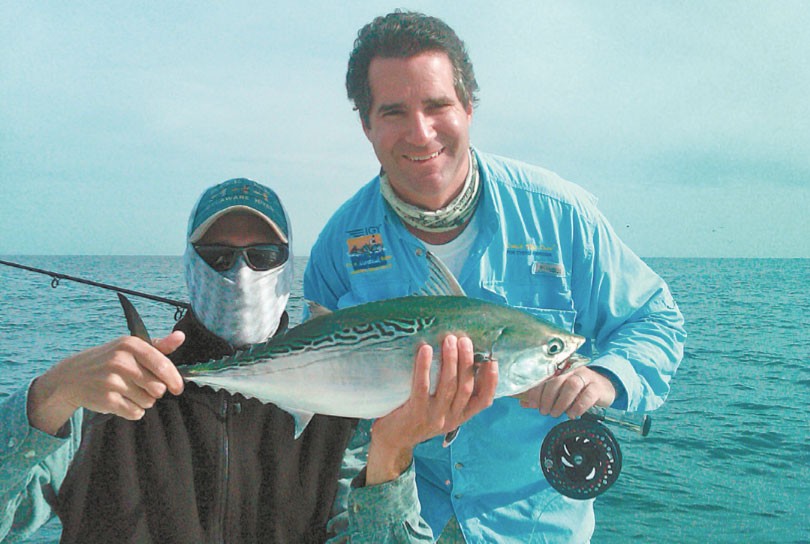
[306,11,686,543]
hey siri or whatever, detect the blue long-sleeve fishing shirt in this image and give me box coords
[305,148,686,543]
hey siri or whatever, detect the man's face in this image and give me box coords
[363,51,473,211]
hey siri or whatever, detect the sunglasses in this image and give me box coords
[193,243,289,272]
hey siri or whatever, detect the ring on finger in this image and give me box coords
[574,374,587,388]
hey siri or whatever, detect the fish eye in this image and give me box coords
[547,338,564,355]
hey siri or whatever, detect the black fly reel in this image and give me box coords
[540,418,622,499]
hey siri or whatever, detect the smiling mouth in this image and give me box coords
[406,149,443,162]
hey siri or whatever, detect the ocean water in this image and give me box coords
[0,256,807,543]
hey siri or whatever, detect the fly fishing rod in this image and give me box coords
[0,258,190,320]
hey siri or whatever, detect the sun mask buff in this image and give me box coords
[183,178,294,348]
[184,245,293,348]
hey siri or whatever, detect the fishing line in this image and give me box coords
[0,259,190,321]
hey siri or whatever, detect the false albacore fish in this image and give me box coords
[118,254,589,438]
[182,295,588,435]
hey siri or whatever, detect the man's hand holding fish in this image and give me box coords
[365,335,498,486]
[26,332,185,435]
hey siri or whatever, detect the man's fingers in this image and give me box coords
[565,385,600,419]
[411,343,433,402]
[109,394,148,421]
[550,374,587,418]
[515,369,612,420]
[129,365,170,399]
[120,387,159,413]
[152,331,186,395]
[434,335,459,408]
[448,336,476,416]
[128,334,184,395]
[537,375,566,415]
[153,330,185,355]
[92,375,158,419]
[104,335,184,399]
[564,370,613,418]
[517,381,543,409]
[463,359,498,419]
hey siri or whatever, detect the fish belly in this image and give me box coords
[186,342,438,419]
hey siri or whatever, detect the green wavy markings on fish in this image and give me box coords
[179,253,589,437]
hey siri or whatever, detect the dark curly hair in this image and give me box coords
[346,10,479,127]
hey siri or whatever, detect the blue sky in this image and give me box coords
[1,2,808,258]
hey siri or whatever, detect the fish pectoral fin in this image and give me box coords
[443,427,461,447]
[283,407,316,439]
[305,300,333,320]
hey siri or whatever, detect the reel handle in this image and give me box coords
[582,406,651,436]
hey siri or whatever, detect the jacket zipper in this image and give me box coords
[215,392,230,544]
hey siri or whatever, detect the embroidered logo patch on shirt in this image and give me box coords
[507,242,555,259]
[346,226,391,273]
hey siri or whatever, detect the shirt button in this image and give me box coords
[455,462,464,470]
[454,493,463,499]
[7,438,17,448]
[415,248,423,257]
[24,450,36,459]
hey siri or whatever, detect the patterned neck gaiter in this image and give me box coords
[380,150,480,233]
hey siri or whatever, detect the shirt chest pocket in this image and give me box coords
[484,269,574,311]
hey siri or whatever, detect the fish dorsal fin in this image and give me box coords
[417,251,466,297]
[118,293,152,343]
[305,300,333,320]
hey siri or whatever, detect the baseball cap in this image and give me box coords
[188,178,289,244]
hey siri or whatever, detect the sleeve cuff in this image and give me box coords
[347,462,421,530]
[0,381,75,465]
[590,355,634,410]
